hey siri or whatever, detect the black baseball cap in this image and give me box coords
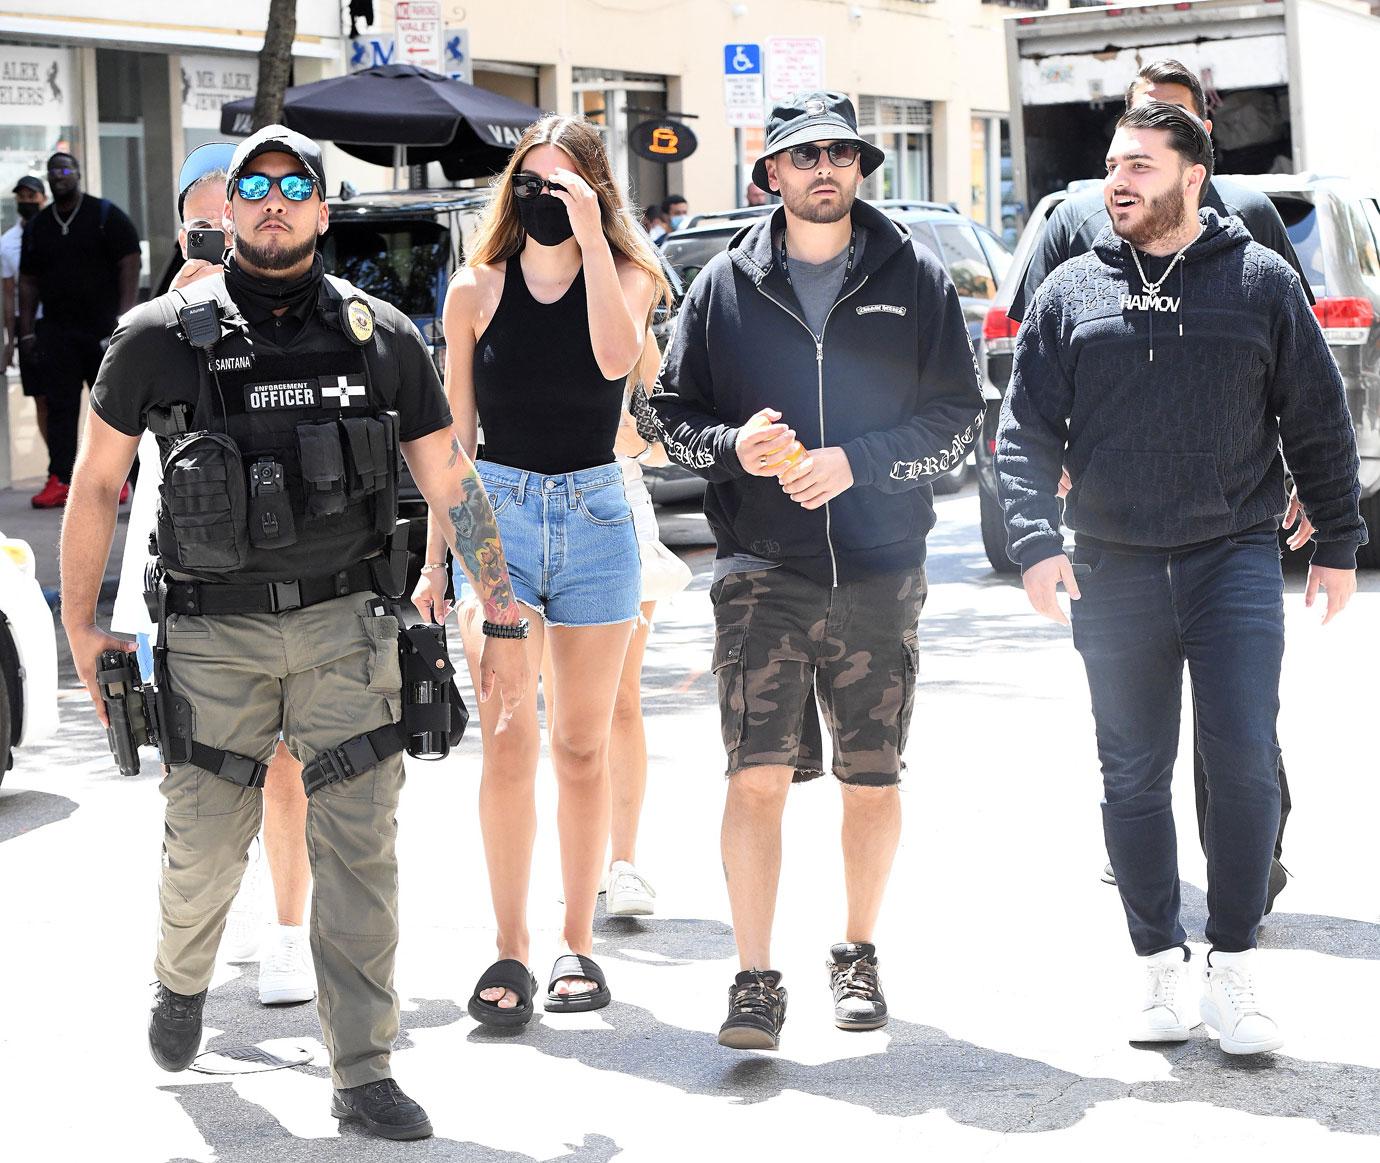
[226,124,326,199]
[12,175,44,196]
[751,91,884,192]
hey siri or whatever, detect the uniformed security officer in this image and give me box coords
[60,126,530,1142]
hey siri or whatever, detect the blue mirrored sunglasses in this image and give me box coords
[235,172,317,202]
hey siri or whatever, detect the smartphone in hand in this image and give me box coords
[186,228,226,264]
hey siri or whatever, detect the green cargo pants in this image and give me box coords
[152,591,405,1088]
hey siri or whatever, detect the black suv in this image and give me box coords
[975,176,1380,572]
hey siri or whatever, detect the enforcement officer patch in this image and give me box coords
[244,380,320,410]
[342,297,375,345]
[320,373,368,407]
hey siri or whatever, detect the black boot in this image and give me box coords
[148,982,207,1071]
[331,1079,434,1141]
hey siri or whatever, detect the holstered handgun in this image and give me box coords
[96,649,160,777]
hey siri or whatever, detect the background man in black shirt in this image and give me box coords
[17,151,140,509]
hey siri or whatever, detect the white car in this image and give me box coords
[0,532,59,784]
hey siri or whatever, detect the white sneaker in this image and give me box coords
[605,861,656,917]
[257,924,316,1005]
[1200,949,1283,1055]
[221,842,268,964]
[1131,947,1197,1042]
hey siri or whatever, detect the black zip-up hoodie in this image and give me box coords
[648,201,985,584]
[997,208,1366,570]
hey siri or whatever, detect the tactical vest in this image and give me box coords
[151,274,400,585]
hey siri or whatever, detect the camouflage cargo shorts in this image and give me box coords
[709,565,926,786]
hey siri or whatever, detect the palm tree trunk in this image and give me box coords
[252,0,299,130]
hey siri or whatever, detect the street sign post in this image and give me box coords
[765,36,826,104]
[395,0,443,74]
[722,42,764,129]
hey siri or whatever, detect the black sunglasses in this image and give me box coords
[511,171,567,199]
[785,142,861,170]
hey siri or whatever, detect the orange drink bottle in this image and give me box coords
[742,411,805,471]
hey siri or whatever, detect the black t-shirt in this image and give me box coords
[1008,178,1313,323]
[91,281,451,445]
[19,196,141,336]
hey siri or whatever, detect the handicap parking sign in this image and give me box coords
[724,43,762,76]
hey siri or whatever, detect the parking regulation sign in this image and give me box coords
[395,0,443,74]
[765,36,825,104]
[723,43,764,127]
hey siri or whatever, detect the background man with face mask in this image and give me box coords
[2,175,47,405]
[996,101,1365,1057]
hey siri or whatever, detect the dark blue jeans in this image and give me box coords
[1070,531,1285,956]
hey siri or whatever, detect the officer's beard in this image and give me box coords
[235,230,318,274]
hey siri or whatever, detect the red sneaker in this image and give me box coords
[30,474,70,509]
[118,481,131,505]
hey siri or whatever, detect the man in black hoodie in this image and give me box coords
[997,102,1364,1057]
[1009,61,1310,901]
[650,92,983,1051]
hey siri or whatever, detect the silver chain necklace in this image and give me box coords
[52,193,83,236]
[1129,225,1202,295]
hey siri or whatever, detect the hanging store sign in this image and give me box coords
[0,46,74,128]
[180,54,259,130]
[629,118,698,164]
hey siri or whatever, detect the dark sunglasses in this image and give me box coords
[510,171,567,199]
[785,142,861,170]
[234,172,318,202]
[47,166,77,178]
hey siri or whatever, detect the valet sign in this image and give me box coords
[394,0,443,74]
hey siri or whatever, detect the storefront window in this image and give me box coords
[859,96,932,203]
[0,44,81,234]
[179,53,258,158]
[96,49,147,241]
[573,68,670,214]
[971,113,1016,245]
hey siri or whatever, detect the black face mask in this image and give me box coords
[516,193,575,247]
[16,202,39,222]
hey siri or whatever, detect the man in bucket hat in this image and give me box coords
[648,92,985,1049]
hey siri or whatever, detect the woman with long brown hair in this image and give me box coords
[413,115,670,1024]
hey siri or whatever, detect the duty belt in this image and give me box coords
[158,557,391,617]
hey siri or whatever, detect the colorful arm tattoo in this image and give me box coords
[448,462,519,624]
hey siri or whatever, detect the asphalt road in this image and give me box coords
[1,484,1377,1162]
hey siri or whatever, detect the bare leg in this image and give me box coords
[840,783,901,944]
[722,765,794,970]
[459,598,545,1009]
[609,601,655,865]
[545,618,634,995]
[262,740,309,925]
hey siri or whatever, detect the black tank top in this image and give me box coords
[473,252,626,474]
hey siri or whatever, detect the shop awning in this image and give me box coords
[219,64,545,180]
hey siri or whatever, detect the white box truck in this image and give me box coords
[1005,0,1380,212]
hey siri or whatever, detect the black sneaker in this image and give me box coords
[148,982,207,1072]
[828,942,888,1031]
[717,969,787,1050]
[331,1079,434,1141]
[1264,858,1290,915]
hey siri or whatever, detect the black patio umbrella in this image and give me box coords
[219,64,544,180]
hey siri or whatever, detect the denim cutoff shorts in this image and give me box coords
[458,460,641,627]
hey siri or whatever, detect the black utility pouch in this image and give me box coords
[159,431,249,572]
[341,417,387,499]
[247,459,298,549]
[399,622,469,760]
[297,422,348,518]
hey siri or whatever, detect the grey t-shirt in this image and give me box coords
[785,229,866,337]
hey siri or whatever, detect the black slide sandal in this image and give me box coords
[543,953,611,1013]
[467,959,538,1027]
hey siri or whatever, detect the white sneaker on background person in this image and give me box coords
[1132,946,1197,1042]
[1200,948,1283,1055]
[258,923,316,1005]
[605,861,656,917]
[220,840,268,964]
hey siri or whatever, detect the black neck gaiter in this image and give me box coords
[224,253,324,324]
